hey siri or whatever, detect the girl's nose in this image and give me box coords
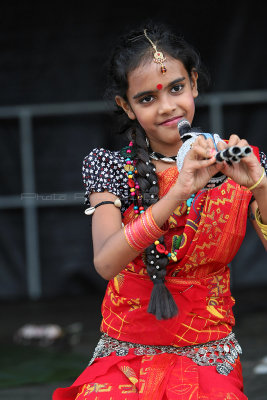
[158,95,176,115]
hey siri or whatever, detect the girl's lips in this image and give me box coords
[159,116,182,126]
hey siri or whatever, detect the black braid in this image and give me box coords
[134,124,178,320]
[134,125,158,205]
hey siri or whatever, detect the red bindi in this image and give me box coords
[157,83,163,90]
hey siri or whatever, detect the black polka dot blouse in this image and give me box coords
[82,148,130,215]
[82,148,267,215]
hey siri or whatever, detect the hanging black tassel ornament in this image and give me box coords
[147,279,178,320]
[146,238,178,320]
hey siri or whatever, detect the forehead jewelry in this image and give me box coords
[144,29,167,74]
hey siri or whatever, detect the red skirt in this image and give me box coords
[53,350,247,400]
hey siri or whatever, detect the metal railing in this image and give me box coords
[1,90,267,299]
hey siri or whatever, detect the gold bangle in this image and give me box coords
[247,167,266,191]
[255,207,267,240]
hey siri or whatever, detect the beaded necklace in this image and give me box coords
[120,141,196,263]
[121,141,144,215]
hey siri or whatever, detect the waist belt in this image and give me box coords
[89,331,242,376]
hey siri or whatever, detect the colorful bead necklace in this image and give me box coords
[121,141,145,215]
[121,141,198,262]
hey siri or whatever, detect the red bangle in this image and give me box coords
[123,206,168,252]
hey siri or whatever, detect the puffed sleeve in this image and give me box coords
[82,148,130,214]
[260,151,267,174]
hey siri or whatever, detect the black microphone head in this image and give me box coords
[177,118,191,135]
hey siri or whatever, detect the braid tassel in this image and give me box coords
[130,125,179,320]
[147,280,178,320]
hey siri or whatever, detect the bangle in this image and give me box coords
[255,207,267,240]
[123,206,168,252]
[247,167,266,191]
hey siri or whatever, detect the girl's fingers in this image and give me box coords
[206,137,215,150]
[216,140,227,151]
[236,138,249,147]
[188,152,216,168]
[197,157,218,168]
[189,136,215,159]
[195,135,215,150]
[217,134,241,151]
[192,146,215,160]
[228,134,241,146]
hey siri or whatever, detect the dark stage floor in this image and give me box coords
[1,288,267,399]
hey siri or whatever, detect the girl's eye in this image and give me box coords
[171,84,184,93]
[139,95,154,104]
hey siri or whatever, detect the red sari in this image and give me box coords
[53,149,259,400]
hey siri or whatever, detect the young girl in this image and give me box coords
[53,23,267,400]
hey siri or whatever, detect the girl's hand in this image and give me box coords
[216,135,266,189]
[176,135,221,198]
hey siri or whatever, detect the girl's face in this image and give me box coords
[116,56,198,156]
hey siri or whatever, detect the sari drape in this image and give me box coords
[53,146,259,400]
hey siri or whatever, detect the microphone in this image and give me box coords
[178,118,221,148]
[176,119,252,188]
[177,118,191,137]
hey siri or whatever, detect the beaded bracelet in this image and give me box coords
[123,206,168,252]
[255,207,267,240]
[247,167,266,191]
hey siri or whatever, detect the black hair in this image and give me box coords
[105,22,209,320]
[105,22,209,107]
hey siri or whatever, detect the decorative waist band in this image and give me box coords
[89,332,242,376]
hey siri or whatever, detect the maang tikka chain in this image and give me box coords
[144,29,167,74]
